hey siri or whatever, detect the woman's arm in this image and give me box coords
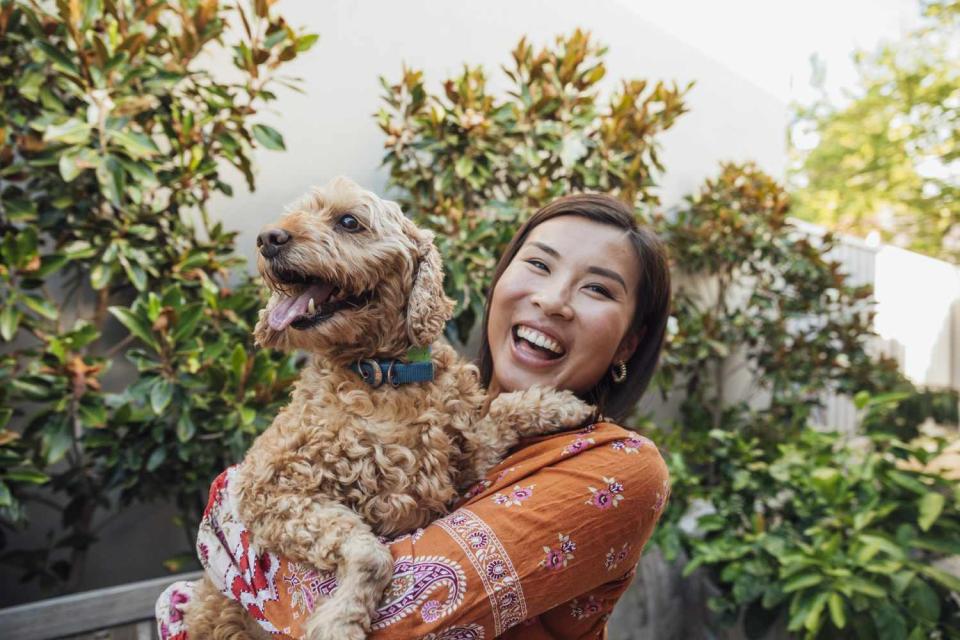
[192,424,669,639]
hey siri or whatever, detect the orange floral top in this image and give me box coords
[156,422,670,640]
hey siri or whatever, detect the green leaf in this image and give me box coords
[295,33,319,52]
[783,572,823,593]
[918,492,944,531]
[150,378,173,414]
[230,343,248,379]
[917,564,960,593]
[4,468,49,484]
[905,579,940,623]
[0,482,10,508]
[22,295,59,320]
[145,447,166,472]
[109,129,160,159]
[171,304,204,342]
[176,411,196,443]
[36,42,81,75]
[252,124,285,150]
[870,602,907,640]
[827,593,846,629]
[90,263,112,290]
[0,305,21,341]
[108,306,158,350]
[97,155,126,207]
[44,119,91,145]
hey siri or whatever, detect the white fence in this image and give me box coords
[791,218,960,431]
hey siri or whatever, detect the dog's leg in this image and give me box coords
[184,576,272,640]
[465,386,595,480]
[251,499,392,640]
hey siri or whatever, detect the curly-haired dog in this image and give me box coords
[183,177,593,640]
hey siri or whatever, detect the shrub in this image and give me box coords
[0,0,314,588]
[378,29,691,342]
[679,396,960,639]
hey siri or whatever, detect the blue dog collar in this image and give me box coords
[350,355,435,387]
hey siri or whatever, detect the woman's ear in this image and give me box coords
[403,222,455,346]
[613,326,642,363]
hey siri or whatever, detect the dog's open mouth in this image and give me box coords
[266,270,371,331]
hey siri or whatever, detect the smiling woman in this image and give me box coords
[480,193,672,422]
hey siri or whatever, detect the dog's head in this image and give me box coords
[253,177,454,362]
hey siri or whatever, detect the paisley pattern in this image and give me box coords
[156,421,671,640]
[437,509,527,636]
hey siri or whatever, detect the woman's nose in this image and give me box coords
[531,286,573,319]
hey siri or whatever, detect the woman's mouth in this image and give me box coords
[511,324,566,362]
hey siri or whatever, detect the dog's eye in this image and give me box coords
[337,213,363,233]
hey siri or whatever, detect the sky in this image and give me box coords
[615,0,922,105]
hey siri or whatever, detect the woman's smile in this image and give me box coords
[487,215,641,396]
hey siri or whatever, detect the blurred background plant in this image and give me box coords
[378,29,691,343]
[648,161,960,638]
[789,0,960,262]
[0,0,314,590]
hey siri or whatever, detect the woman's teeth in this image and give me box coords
[515,325,564,355]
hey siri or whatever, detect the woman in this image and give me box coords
[158,193,672,640]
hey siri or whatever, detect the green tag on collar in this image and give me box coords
[405,345,432,363]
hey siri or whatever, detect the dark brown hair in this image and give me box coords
[477,193,672,422]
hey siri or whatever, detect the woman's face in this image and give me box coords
[487,215,641,396]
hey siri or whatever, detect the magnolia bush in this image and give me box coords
[378,29,691,342]
[0,0,313,588]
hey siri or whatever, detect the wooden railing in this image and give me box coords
[0,571,201,640]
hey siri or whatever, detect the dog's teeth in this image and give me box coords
[308,298,316,314]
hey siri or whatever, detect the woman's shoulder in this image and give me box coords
[503,420,669,486]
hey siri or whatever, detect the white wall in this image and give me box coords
[208,0,789,268]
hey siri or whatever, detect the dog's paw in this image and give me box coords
[496,386,596,436]
[307,619,367,640]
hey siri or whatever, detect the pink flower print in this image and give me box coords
[495,466,517,482]
[611,436,647,454]
[463,479,492,500]
[605,543,630,571]
[539,533,576,572]
[492,484,535,507]
[653,477,670,515]
[570,596,602,619]
[586,476,624,509]
[576,423,596,435]
[561,436,595,456]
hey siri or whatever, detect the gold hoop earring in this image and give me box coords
[611,360,627,384]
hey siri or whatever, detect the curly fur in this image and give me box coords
[184,177,593,640]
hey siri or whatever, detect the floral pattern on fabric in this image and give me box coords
[610,435,649,454]
[491,484,535,507]
[437,509,527,636]
[539,533,576,572]
[604,543,630,572]
[568,595,602,620]
[422,624,485,640]
[561,436,595,456]
[155,580,195,640]
[586,477,624,510]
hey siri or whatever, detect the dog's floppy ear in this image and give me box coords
[403,220,455,346]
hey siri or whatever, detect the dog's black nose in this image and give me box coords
[257,228,290,259]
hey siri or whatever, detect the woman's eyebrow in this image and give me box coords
[529,241,560,257]
[586,266,627,292]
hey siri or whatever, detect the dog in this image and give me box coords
[182,177,593,640]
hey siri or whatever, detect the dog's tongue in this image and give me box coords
[268,282,335,330]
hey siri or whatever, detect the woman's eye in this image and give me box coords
[587,284,613,298]
[525,259,548,271]
[337,213,362,232]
